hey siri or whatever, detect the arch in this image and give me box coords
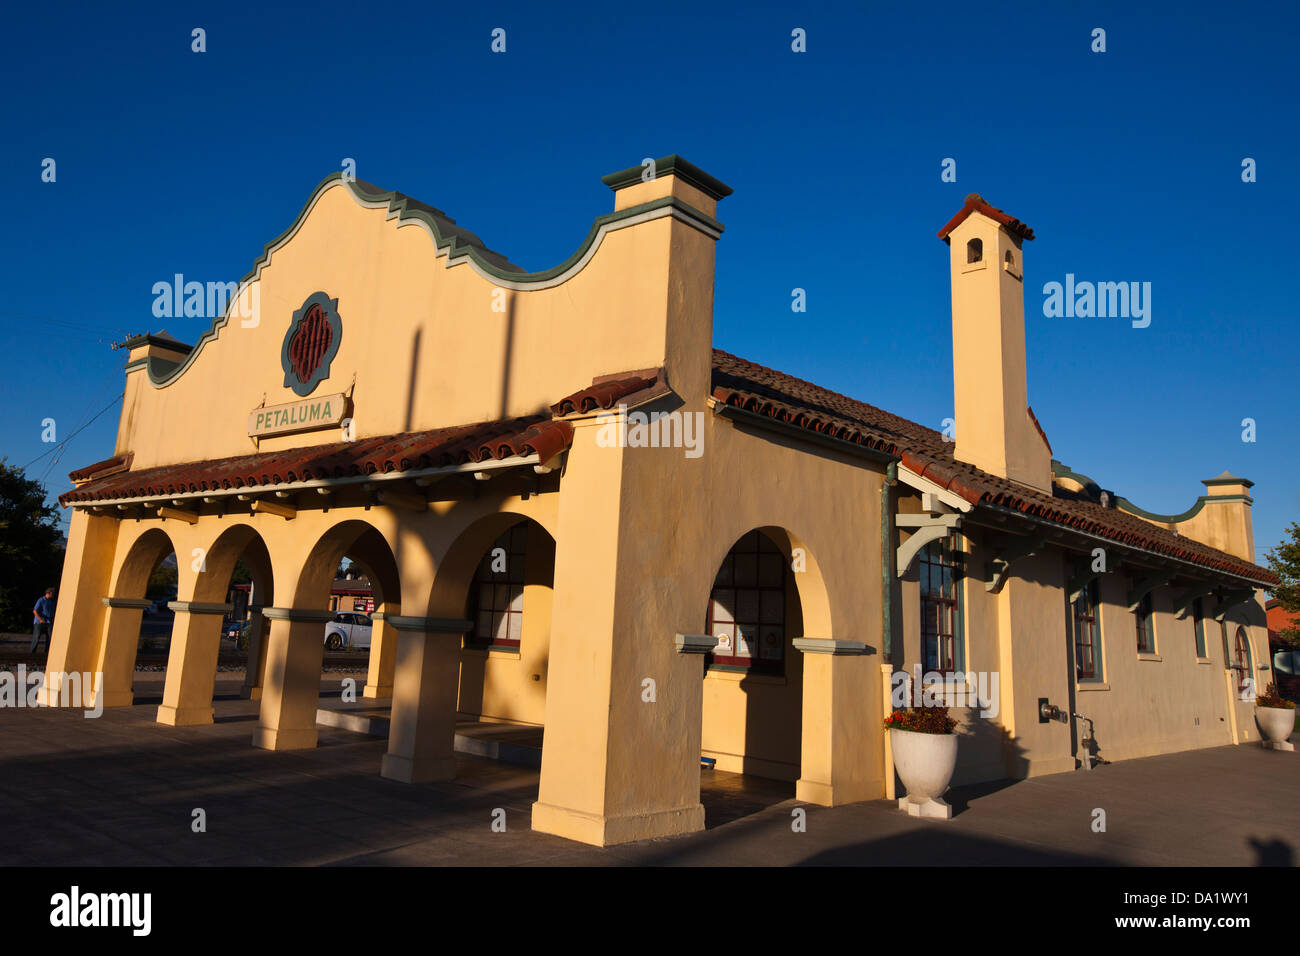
[698,526,833,788]
[438,513,557,727]
[98,526,180,708]
[108,526,178,602]
[967,237,983,264]
[292,519,401,612]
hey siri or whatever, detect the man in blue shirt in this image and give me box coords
[31,588,56,655]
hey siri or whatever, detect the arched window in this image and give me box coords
[1234,626,1254,697]
[470,524,528,649]
[706,531,786,674]
[966,238,983,264]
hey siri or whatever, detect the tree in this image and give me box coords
[1266,522,1300,647]
[0,461,65,631]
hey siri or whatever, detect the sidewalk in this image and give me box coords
[0,676,1296,866]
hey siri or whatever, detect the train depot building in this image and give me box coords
[47,159,1278,846]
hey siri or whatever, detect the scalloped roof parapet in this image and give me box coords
[130,173,724,390]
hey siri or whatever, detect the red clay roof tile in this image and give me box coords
[60,417,572,505]
[710,348,1275,586]
[937,193,1036,243]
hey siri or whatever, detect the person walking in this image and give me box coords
[31,587,56,655]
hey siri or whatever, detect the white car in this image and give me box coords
[324,612,372,650]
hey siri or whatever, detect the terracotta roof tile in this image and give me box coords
[60,417,572,505]
[68,453,133,483]
[937,193,1036,242]
[551,374,661,416]
[711,349,1275,586]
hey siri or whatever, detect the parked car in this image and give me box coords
[225,619,252,642]
[324,612,372,650]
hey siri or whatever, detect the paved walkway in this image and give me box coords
[0,673,1295,866]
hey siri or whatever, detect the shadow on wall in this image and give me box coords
[948,709,1029,792]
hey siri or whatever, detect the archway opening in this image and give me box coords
[699,528,807,823]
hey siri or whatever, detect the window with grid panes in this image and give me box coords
[706,531,787,674]
[1193,597,1208,659]
[1073,579,1101,680]
[920,533,964,674]
[470,524,528,649]
[1134,592,1155,653]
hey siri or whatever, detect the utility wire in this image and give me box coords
[19,394,122,472]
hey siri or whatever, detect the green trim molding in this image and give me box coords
[601,155,734,201]
[1052,459,1252,525]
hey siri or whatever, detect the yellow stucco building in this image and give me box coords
[47,159,1278,846]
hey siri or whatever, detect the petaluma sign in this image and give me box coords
[248,393,346,438]
[282,291,342,396]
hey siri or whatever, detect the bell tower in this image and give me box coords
[938,193,1051,492]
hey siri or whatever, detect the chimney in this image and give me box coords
[938,193,1051,492]
[1188,472,1256,562]
[600,155,732,402]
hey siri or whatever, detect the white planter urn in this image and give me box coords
[1255,706,1296,752]
[890,728,958,819]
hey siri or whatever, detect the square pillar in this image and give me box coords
[252,608,332,749]
[794,638,883,806]
[156,601,230,726]
[38,509,120,707]
[96,597,152,707]
[380,616,469,783]
[532,421,710,847]
[363,611,397,699]
[238,608,268,701]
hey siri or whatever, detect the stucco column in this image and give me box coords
[793,638,883,806]
[39,509,120,707]
[380,616,469,783]
[363,611,397,699]
[253,608,332,750]
[96,597,151,707]
[157,601,231,726]
[238,606,268,701]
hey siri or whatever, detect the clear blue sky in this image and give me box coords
[1,1,1296,566]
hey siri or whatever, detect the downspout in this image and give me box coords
[881,461,898,800]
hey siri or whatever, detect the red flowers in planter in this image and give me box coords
[1256,682,1296,709]
[884,706,958,734]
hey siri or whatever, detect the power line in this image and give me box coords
[20,394,122,472]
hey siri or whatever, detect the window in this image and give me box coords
[1233,626,1254,698]
[1073,579,1102,681]
[470,524,528,649]
[1134,592,1155,653]
[1192,597,1208,658]
[706,531,787,674]
[967,238,983,263]
[920,533,965,674]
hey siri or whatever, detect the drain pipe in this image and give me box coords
[880,461,898,800]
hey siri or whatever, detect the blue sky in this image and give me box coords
[1,1,1296,565]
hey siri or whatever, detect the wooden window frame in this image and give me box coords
[1074,579,1102,681]
[1134,592,1156,654]
[920,533,965,676]
[705,531,788,675]
[468,524,528,650]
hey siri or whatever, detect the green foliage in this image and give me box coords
[1266,522,1300,647]
[0,461,65,631]
[146,560,177,600]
